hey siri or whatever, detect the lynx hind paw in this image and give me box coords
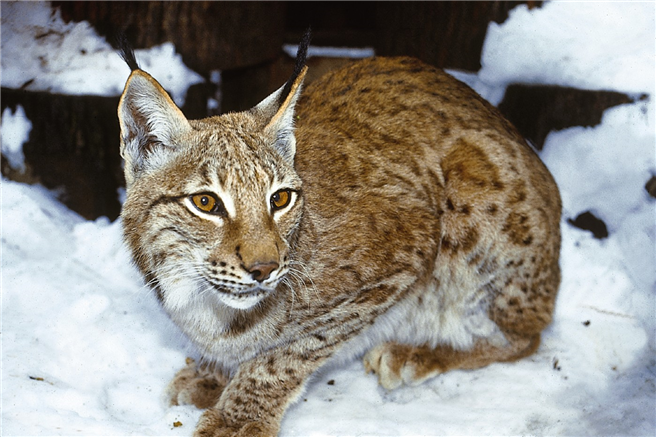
[167,358,228,409]
[363,343,442,391]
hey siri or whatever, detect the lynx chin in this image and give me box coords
[117,32,561,436]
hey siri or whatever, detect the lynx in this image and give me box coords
[117,33,561,436]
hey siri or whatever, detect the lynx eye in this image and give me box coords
[190,193,225,215]
[270,189,292,211]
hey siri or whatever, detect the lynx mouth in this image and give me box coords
[212,284,273,310]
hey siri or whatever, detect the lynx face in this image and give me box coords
[119,70,306,312]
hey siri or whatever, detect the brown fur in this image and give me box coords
[168,358,228,409]
[363,334,541,390]
[118,56,561,436]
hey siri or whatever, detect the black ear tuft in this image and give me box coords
[278,27,311,106]
[115,32,140,71]
[294,27,312,78]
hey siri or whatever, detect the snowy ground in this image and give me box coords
[2,2,655,436]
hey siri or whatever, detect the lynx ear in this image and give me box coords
[251,66,308,164]
[118,70,192,186]
[252,29,310,164]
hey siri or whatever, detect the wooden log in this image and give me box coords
[2,88,123,220]
[498,85,634,150]
[374,2,541,71]
[54,2,289,114]
[54,1,287,75]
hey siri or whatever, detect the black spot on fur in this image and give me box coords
[487,204,498,215]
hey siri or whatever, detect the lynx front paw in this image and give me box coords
[194,408,277,437]
[363,343,443,390]
[167,358,228,409]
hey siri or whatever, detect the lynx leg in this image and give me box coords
[363,333,540,390]
[167,358,229,409]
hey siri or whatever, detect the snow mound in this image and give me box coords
[0,1,204,106]
[479,2,655,95]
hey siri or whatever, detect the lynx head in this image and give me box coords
[117,40,308,313]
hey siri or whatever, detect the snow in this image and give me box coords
[1,105,31,173]
[479,2,655,98]
[282,44,375,59]
[2,1,655,436]
[0,1,203,106]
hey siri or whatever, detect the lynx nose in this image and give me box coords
[247,262,279,282]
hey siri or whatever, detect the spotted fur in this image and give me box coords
[118,55,561,436]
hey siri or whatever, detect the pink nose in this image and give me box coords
[246,262,279,282]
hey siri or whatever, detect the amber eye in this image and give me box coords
[190,193,225,215]
[270,190,292,211]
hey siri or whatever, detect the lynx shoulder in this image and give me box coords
[118,43,561,435]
